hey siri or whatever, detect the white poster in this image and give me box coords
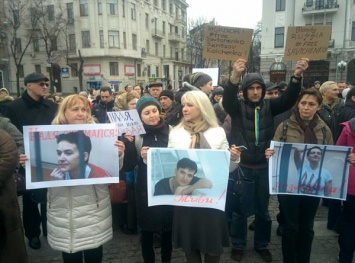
[107,110,146,136]
[269,141,352,200]
[147,148,230,211]
[192,68,219,87]
[23,124,119,189]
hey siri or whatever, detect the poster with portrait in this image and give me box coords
[147,148,230,211]
[269,141,352,200]
[23,124,120,189]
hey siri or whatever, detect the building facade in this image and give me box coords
[260,0,355,87]
[0,0,190,95]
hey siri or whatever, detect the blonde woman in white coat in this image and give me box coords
[20,95,125,263]
[168,90,241,263]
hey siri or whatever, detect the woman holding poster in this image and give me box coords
[168,90,240,263]
[20,95,125,263]
[265,88,333,263]
[133,96,172,263]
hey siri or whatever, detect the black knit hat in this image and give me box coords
[159,90,174,101]
[136,96,161,117]
[189,72,213,88]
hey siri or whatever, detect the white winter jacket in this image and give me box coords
[47,184,112,253]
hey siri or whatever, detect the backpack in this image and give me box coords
[280,120,327,144]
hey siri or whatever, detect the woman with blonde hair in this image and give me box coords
[20,94,125,263]
[168,90,241,263]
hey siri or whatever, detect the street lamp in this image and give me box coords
[337,60,347,81]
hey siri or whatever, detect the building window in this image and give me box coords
[169,3,173,14]
[98,0,102,15]
[163,21,166,34]
[71,63,78,77]
[15,38,22,53]
[137,64,141,77]
[33,37,39,52]
[110,62,119,75]
[99,30,104,48]
[155,42,158,56]
[122,0,126,17]
[156,66,159,77]
[80,0,88,16]
[146,40,150,54]
[131,3,136,20]
[163,45,166,58]
[18,65,24,78]
[123,32,127,49]
[182,26,185,38]
[108,31,119,48]
[35,65,41,73]
[107,0,118,15]
[81,31,91,48]
[162,0,166,11]
[47,5,55,21]
[274,27,284,48]
[13,10,19,26]
[154,0,158,6]
[67,3,74,20]
[352,21,355,41]
[147,65,151,77]
[145,13,149,28]
[69,34,76,52]
[276,0,285,11]
[170,47,173,58]
[132,34,137,50]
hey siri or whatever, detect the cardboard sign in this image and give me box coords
[269,141,352,200]
[203,25,253,61]
[23,124,120,189]
[284,25,332,61]
[107,110,146,136]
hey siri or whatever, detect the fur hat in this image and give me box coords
[136,96,161,117]
[159,90,174,101]
[189,72,212,88]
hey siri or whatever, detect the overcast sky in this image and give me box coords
[186,0,263,29]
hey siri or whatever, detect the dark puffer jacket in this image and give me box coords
[91,99,118,123]
[223,75,302,168]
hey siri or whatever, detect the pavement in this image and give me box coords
[24,196,353,263]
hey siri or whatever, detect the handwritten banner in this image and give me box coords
[23,124,119,189]
[107,110,146,136]
[147,148,230,211]
[269,141,351,200]
[203,25,253,61]
[284,25,331,61]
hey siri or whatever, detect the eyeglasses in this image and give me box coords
[309,151,321,155]
[36,82,48,87]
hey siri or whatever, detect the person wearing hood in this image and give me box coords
[222,58,309,262]
[91,86,118,123]
[0,88,14,116]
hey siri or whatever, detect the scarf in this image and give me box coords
[182,119,211,149]
[293,108,319,144]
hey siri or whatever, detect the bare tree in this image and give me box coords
[4,0,38,96]
[247,21,262,73]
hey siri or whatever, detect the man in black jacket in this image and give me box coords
[223,58,309,262]
[5,72,58,250]
[91,86,118,123]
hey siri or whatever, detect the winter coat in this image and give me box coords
[335,99,355,140]
[163,101,182,127]
[0,117,24,154]
[91,99,118,123]
[0,130,28,263]
[0,93,14,116]
[4,90,58,133]
[223,77,302,168]
[336,118,355,195]
[134,120,171,232]
[317,97,344,139]
[47,184,112,253]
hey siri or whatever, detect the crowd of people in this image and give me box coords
[1,59,355,263]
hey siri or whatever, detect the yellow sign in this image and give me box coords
[284,25,332,61]
[203,25,253,61]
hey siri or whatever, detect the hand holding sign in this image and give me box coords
[294,58,309,77]
[230,59,247,83]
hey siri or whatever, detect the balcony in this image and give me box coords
[302,1,339,15]
[175,15,185,25]
[168,33,181,43]
[151,28,164,39]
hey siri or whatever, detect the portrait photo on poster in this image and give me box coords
[147,148,230,211]
[23,123,120,189]
[269,141,352,200]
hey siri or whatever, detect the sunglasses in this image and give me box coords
[36,82,49,87]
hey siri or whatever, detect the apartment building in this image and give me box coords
[260,0,355,88]
[0,0,190,94]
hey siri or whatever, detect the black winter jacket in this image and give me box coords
[91,99,117,123]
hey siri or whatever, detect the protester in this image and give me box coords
[222,58,309,262]
[133,96,172,263]
[168,90,240,263]
[91,86,118,123]
[0,130,28,263]
[5,72,57,249]
[148,81,163,100]
[265,88,333,263]
[210,87,224,105]
[0,87,14,116]
[20,94,125,262]
[159,89,181,126]
[133,84,143,98]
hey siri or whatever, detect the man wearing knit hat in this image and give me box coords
[159,89,181,126]
[223,58,309,262]
[148,81,163,100]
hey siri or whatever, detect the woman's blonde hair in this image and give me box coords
[52,95,95,124]
[177,90,219,128]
